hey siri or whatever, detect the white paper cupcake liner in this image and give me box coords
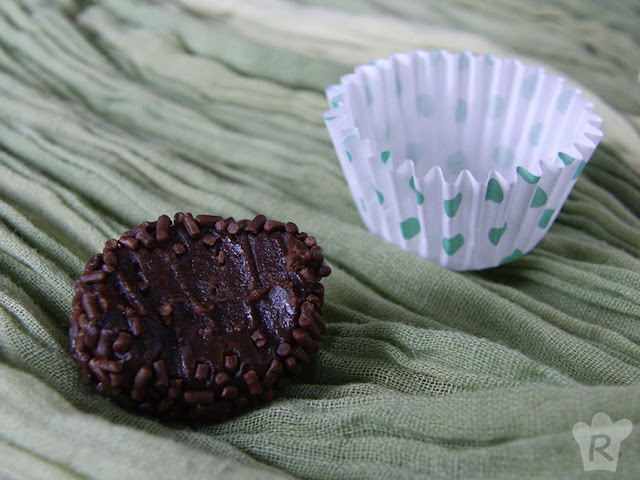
[324,50,603,270]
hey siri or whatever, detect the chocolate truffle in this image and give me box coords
[69,213,330,421]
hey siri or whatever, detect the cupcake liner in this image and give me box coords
[324,50,603,270]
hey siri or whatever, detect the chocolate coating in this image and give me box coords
[69,213,330,421]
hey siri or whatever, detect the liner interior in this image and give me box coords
[342,51,600,183]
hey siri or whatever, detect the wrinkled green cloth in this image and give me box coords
[0,0,639,479]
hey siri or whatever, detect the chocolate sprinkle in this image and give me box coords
[69,213,330,421]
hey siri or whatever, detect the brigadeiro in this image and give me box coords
[69,213,331,421]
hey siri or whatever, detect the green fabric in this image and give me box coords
[0,0,639,478]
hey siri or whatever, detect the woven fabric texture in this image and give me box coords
[0,0,639,479]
